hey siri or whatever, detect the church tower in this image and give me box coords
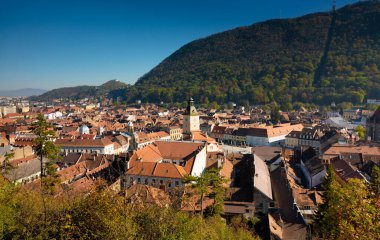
[126,121,137,150]
[183,97,200,134]
[127,121,134,135]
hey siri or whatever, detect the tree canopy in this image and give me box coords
[313,165,380,239]
[0,178,256,240]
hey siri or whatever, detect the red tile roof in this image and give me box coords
[126,162,187,179]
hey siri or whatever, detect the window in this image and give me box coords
[175,181,179,186]
[137,178,141,183]
[160,180,163,184]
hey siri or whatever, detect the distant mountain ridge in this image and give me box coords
[31,80,129,101]
[0,88,47,97]
[32,1,380,107]
[109,1,380,108]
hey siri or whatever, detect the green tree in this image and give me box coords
[32,114,61,229]
[183,169,227,217]
[210,101,221,110]
[32,114,61,192]
[313,165,339,238]
[270,106,282,124]
[355,125,366,140]
[0,179,256,239]
[370,165,380,196]
[314,166,379,239]
[204,168,228,217]
[0,177,18,239]
[1,152,15,175]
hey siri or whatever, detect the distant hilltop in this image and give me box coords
[0,88,47,97]
[118,0,380,108]
[31,1,380,108]
[30,80,129,101]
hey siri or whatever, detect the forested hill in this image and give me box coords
[115,1,380,108]
[31,80,129,101]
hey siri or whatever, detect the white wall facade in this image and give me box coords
[300,161,326,188]
[247,135,285,147]
[191,147,207,177]
[60,144,114,155]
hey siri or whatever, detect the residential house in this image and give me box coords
[123,141,207,190]
[267,213,307,240]
[210,125,227,143]
[343,108,360,120]
[55,138,115,154]
[246,124,303,147]
[252,154,273,213]
[124,162,187,190]
[322,143,380,167]
[284,130,301,149]
[292,126,349,153]
[134,131,170,149]
[163,126,182,140]
[230,128,249,146]
[292,188,323,225]
[299,148,326,189]
[223,127,235,144]
[4,155,42,184]
[330,157,368,184]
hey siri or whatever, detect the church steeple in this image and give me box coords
[185,97,198,116]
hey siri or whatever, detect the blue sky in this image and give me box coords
[0,0,357,90]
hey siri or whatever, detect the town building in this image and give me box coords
[285,125,349,153]
[123,141,207,190]
[292,188,323,225]
[330,157,369,184]
[322,143,380,167]
[163,126,182,140]
[55,138,115,154]
[134,131,170,149]
[246,124,303,147]
[299,148,326,189]
[210,125,227,143]
[252,154,273,213]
